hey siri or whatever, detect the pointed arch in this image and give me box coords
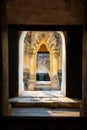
[35,37,52,53]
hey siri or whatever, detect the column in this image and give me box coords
[0,0,11,116]
[51,50,59,90]
[28,49,36,90]
[80,0,87,116]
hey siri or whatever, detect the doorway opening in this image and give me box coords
[19,31,66,96]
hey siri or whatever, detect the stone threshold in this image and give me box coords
[9,91,81,108]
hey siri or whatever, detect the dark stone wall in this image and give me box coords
[8,28,19,98]
[7,0,84,25]
[66,27,83,99]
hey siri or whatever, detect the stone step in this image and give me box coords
[35,86,51,90]
[10,102,81,108]
[9,97,81,108]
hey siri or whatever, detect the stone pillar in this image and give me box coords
[28,49,36,90]
[50,53,53,82]
[80,31,87,116]
[52,51,58,75]
[51,50,59,90]
[80,0,87,116]
[0,0,11,116]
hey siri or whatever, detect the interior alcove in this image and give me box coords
[36,44,50,82]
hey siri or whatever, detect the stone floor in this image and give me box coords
[9,91,82,117]
[11,107,80,117]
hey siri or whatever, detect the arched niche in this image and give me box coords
[19,31,66,96]
[36,43,51,82]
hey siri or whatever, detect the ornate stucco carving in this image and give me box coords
[24,31,62,52]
